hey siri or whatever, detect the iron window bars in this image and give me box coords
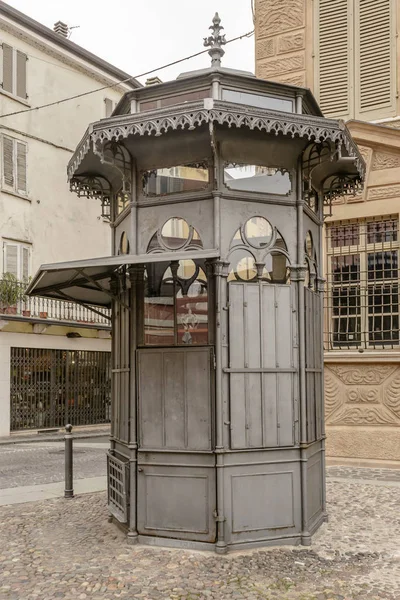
[325,216,399,350]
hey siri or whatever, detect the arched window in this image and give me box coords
[228,217,290,284]
[144,259,208,346]
[147,218,203,253]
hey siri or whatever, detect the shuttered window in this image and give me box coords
[3,240,31,280]
[356,0,394,117]
[1,136,28,196]
[317,0,352,119]
[104,97,115,118]
[316,0,396,120]
[1,43,27,99]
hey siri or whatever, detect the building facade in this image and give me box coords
[255,0,400,463]
[0,2,140,437]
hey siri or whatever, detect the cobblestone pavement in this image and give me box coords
[1,475,399,600]
[327,466,400,483]
[0,439,108,489]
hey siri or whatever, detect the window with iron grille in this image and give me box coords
[325,216,399,350]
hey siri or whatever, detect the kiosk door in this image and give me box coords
[136,346,216,543]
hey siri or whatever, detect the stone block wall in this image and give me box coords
[325,363,400,462]
[255,0,309,87]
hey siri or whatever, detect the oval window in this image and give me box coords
[161,218,190,250]
[119,232,129,255]
[244,217,273,249]
[228,249,257,282]
[305,231,313,258]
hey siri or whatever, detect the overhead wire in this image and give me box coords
[0,29,254,121]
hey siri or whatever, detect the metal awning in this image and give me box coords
[26,250,220,307]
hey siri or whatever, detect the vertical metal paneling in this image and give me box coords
[138,347,212,451]
[186,349,211,450]
[229,283,295,450]
[164,351,186,448]
[138,351,163,448]
[304,288,323,443]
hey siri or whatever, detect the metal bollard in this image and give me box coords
[64,424,74,499]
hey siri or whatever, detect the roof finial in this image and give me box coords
[204,13,226,68]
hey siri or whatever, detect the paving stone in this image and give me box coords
[1,470,400,599]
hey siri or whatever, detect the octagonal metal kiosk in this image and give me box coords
[27,16,365,553]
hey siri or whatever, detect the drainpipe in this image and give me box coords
[214,260,227,554]
[296,158,310,545]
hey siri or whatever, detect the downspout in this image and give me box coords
[296,157,310,545]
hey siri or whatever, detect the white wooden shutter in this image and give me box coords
[355,0,395,119]
[104,98,114,118]
[16,141,27,194]
[2,136,14,189]
[2,43,13,94]
[3,243,18,277]
[316,0,352,119]
[21,246,29,280]
[16,50,27,99]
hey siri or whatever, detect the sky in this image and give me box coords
[6,0,255,84]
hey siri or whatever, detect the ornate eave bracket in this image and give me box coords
[67,101,366,183]
[70,174,112,220]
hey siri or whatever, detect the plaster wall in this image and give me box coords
[323,122,400,464]
[0,330,110,437]
[0,19,130,275]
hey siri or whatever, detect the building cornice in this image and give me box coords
[68,100,365,180]
[346,119,400,153]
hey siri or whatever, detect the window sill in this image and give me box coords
[0,89,30,107]
[1,188,31,202]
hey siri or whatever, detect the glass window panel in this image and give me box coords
[333,286,360,316]
[177,259,196,280]
[161,218,190,250]
[177,280,208,345]
[264,251,290,284]
[222,89,293,112]
[143,261,208,347]
[333,316,361,346]
[368,251,398,280]
[330,224,360,248]
[143,164,209,197]
[367,219,398,244]
[305,231,313,258]
[369,315,399,344]
[368,284,398,314]
[331,255,360,283]
[224,164,291,195]
[244,217,273,248]
[228,250,257,282]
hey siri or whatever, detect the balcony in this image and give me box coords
[0,276,110,328]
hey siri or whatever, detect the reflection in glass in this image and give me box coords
[144,267,175,346]
[224,164,291,195]
[244,217,273,249]
[144,261,208,346]
[222,89,293,113]
[264,251,290,284]
[177,280,208,345]
[228,250,257,282]
[117,191,130,215]
[120,232,129,255]
[161,218,190,250]
[142,164,209,197]
[305,231,313,258]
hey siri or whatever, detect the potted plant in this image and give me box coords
[0,273,24,314]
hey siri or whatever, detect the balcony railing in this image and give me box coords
[0,278,110,327]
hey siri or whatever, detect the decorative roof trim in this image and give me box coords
[68,101,365,180]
